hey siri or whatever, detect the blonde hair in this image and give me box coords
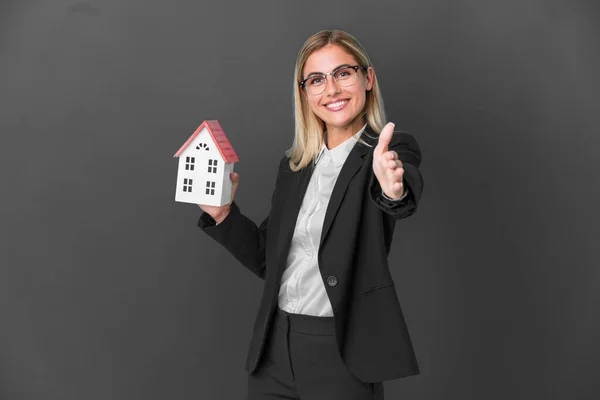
[287,29,387,171]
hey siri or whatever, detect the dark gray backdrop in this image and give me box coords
[1,0,598,399]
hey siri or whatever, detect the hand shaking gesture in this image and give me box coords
[373,122,405,200]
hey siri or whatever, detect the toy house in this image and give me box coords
[173,120,239,206]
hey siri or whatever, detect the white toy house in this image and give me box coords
[173,120,239,206]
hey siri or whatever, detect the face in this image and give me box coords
[302,44,374,136]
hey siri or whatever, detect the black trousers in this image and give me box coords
[247,307,384,400]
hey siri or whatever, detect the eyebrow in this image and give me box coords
[304,64,353,79]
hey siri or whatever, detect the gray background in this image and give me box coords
[1,0,599,399]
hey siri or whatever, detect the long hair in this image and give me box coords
[286,29,387,171]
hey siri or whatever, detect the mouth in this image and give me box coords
[324,99,349,111]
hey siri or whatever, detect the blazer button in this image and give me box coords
[326,276,338,287]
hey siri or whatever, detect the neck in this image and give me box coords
[325,118,365,150]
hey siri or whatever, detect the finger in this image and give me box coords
[393,180,404,192]
[375,122,395,155]
[230,172,239,199]
[387,159,403,170]
[386,164,404,181]
[394,166,404,179]
[386,150,399,161]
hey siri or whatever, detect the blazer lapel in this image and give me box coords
[320,129,376,247]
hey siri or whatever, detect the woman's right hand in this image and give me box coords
[198,172,239,224]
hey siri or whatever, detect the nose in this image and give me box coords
[324,74,341,96]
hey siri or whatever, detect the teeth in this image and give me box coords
[326,100,347,109]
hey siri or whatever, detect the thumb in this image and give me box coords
[230,172,239,200]
[375,122,394,155]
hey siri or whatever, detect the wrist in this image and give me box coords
[382,186,407,201]
[213,206,231,224]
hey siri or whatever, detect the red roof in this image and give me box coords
[173,120,239,163]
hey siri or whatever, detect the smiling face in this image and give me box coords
[302,44,374,138]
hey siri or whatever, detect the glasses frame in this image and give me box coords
[299,65,369,94]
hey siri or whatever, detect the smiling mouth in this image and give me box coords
[325,100,349,110]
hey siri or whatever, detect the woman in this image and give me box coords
[198,29,423,400]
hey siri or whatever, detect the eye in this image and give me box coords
[307,76,325,86]
[335,68,353,79]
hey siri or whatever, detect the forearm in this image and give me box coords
[198,201,268,279]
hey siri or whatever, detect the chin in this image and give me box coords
[320,114,353,128]
[331,118,357,130]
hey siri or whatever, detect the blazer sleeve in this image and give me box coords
[196,156,285,280]
[369,131,424,219]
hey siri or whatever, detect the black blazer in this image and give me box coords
[198,126,424,383]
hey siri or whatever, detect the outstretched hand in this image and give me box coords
[372,122,405,200]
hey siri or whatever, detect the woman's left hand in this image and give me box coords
[373,122,405,200]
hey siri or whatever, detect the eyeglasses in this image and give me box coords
[299,65,368,95]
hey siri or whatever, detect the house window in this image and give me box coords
[196,142,209,151]
[208,159,218,173]
[183,178,193,192]
[185,156,195,171]
[205,181,215,195]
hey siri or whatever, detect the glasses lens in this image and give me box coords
[305,75,326,95]
[334,67,357,86]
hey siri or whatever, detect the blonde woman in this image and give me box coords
[198,29,424,400]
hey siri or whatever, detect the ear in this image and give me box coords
[365,66,375,91]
